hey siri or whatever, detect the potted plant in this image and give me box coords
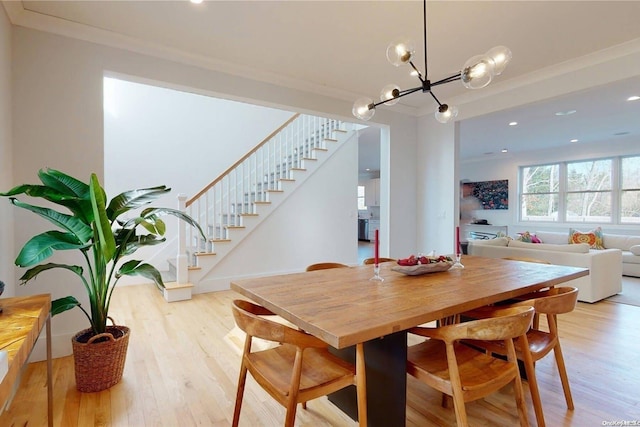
[1,168,204,392]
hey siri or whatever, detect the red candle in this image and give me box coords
[456,226,460,255]
[374,229,379,266]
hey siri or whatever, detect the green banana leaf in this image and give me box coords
[15,231,89,267]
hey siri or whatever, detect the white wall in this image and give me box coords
[416,118,457,254]
[104,77,294,200]
[11,27,420,357]
[0,6,13,297]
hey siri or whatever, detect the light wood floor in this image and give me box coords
[2,284,640,426]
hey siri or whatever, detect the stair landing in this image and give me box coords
[163,281,194,302]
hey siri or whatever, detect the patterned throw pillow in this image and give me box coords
[569,227,604,249]
[516,231,541,243]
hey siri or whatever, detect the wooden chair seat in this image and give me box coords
[231,299,367,427]
[407,306,535,427]
[247,345,356,399]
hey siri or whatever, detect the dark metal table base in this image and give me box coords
[329,331,407,426]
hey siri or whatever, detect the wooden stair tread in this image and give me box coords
[254,201,271,205]
[164,282,194,290]
[290,167,306,171]
[302,157,317,161]
[324,137,338,142]
[240,213,259,216]
[210,238,231,242]
[333,129,347,133]
[225,225,245,229]
[312,147,329,152]
[266,189,284,193]
[187,266,201,271]
[279,178,295,182]
[195,252,217,257]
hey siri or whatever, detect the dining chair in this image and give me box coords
[501,256,552,327]
[305,262,349,271]
[231,299,367,427]
[362,257,396,265]
[463,286,578,427]
[407,306,535,427]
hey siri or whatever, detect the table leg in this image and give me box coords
[46,314,53,427]
[329,331,407,427]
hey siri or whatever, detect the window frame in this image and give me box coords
[519,155,639,225]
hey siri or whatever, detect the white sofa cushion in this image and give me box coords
[603,233,640,251]
[508,240,590,253]
[631,245,640,256]
[535,230,569,245]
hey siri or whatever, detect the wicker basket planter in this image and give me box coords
[72,325,130,393]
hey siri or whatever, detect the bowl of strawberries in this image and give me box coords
[391,254,454,275]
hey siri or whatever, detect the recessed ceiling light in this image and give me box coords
[501,148,508,153]
[508,121,518,126]
[555,110,577,116]
[365,168,371,171]
[190,0,203,4]
[614,131,630,136]
[570,139,579,143]
[628,95,640,101]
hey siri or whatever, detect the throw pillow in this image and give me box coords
[516,231,541,243]
[569,227,604,250]
[516,231,533,243]
[631,245,640,256]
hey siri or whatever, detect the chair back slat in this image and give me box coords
[232,299,327,349]
[441,306,534,343]
[514,287,578,315]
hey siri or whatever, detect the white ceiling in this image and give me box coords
[6,1,640,168]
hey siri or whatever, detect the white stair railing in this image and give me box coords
[176,113,344,283]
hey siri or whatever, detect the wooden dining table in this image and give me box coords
[231,255,589,427]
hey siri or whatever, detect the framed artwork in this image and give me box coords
[468,179,508,210]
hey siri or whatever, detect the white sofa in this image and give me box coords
[468,237,622,303]
[532,230,640,278]
[602,234,640,277]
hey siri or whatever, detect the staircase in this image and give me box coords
[164,114,355,301]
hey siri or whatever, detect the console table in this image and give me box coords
[463,224,508,240]
[0,294,53,427]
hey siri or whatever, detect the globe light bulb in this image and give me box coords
[386,38,415,67]
[352,97,376,121]
[434,104,458,123]
[486,46,512,76]
[461,54,495,89]
[380,84,401,106]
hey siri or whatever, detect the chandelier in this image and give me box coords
[352,0,512,123]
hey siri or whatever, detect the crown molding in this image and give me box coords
[3,1,368,107]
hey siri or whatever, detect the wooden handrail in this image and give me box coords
[186,113,300,207]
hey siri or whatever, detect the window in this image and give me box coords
[519,155,639,224]
[357,185,366,210]
[621,156,640,224]
[521,164,559,221]
[566,159,611,223]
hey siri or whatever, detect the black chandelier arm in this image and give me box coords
[408,61,425,82]
[369,86,423,109]
[429,90,444,107]
[423,0,428,78]
[431,73,462,87]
